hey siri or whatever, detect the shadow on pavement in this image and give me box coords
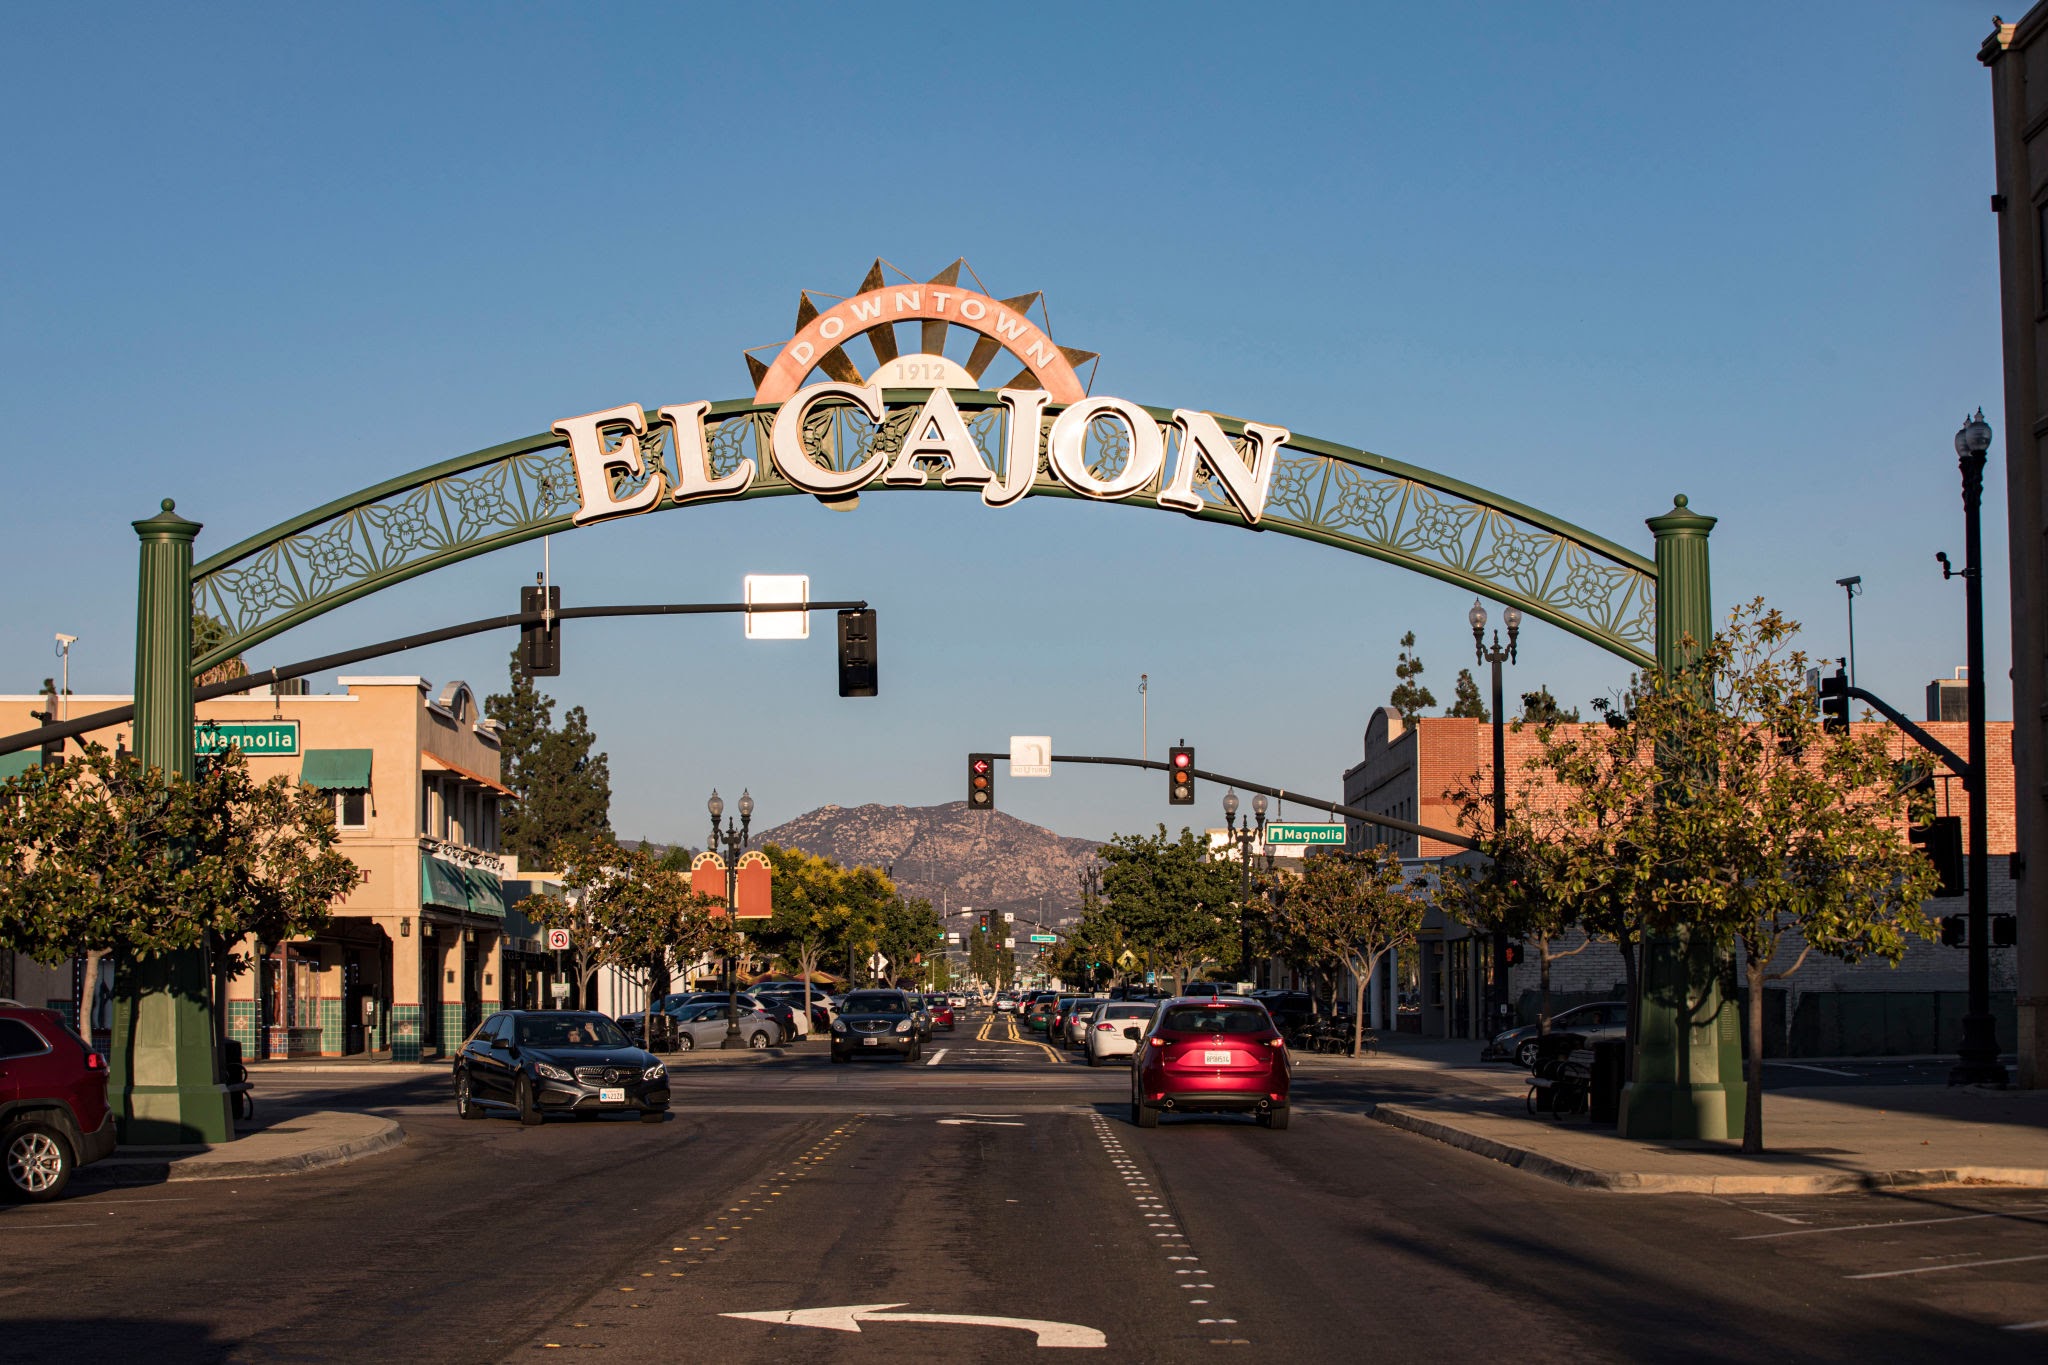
[0,1317,237,1364]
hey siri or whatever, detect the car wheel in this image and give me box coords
[1260,1107,1291,1131]
[1086,1050,1100,1067]
[515,1076,543,1127]
[3,1121,75,1202]
[748,1030,770,1050]
[1133,1099,1159,1129]
[677,1032,695,1053]
[1515,1039,1540,1069]
[455,1070,484,1121]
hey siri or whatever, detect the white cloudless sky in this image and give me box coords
[0,2,2013,860]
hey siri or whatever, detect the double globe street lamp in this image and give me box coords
[1470,598,1521,1037]
[1222,787,1269,985]
[707,787,754,1050]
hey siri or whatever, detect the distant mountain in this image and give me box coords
[752,801,1101,925]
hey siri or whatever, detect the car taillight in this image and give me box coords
[1265,1037,1287,1049]
[1096,1022,1115,1031]
[1148,1037,1166,1048]
[85,1050,107,1071]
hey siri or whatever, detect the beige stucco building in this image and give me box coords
[0,676,543,1062]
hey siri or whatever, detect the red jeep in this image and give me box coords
[1,1003,116,1201]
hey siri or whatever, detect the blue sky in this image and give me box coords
[0,2,2012,856]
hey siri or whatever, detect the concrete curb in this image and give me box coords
[1366,1104,2048,1194]
[77,1118,407,1186]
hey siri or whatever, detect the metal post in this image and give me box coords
[1954,415,2009,1084]
[111,500,234,1145]
[1619,495,1746,1141]
[1471,603,1519,1041]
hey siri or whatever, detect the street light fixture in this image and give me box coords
[1947,410,2007,1086]
[1471,598,1522,1038]
[708,786,755,1049]
[1223,788,1268,984]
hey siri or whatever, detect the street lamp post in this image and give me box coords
[1948,411,2008,1086]
[1470,598,1521,1039]
[707,787,754,1050]
[1222,788,1267,984]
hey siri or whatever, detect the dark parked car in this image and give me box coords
[830,989,924,1063]
[1486,1001,1629,1069]
[1,1004,116,1201]
[454,1011,668,1124]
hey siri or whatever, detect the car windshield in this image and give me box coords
[1160,1004,1271,1034]
[843,992,909,1015]
[518,1015,629,1048]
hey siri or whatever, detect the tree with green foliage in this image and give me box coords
[1445,668,1488,720]
[1636,601,1940,1154]
[1271,847,1424,1054]
[969,918,1016,989]
[1096,825,1237,993]
[1519,686,1582,723]
[516,837,734,1046]
[486,649,612,865]
[1389,631,1435,724]
[755,843,858,1020]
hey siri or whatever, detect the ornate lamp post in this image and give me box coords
[1471,598,1521,1038]
[1223,788,1267,984]
[1948,411,2008,1086]
[708,787,754,1050]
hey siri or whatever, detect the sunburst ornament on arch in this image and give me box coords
[743,257,1099,404]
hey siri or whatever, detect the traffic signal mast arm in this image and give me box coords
[0,598,870,758]
[1842,683,1970,782]
[1034,752,1481,852]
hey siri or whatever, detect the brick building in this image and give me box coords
[1342,707,2019,1056]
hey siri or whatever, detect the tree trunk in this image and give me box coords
[1350,954,1372,1056]
[1743,949,1766,1155]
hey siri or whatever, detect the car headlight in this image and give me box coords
[894,1019,912,1034]
[642,1062,666,1081]
[533,1062,572,1082]
[831,1017,848,1032]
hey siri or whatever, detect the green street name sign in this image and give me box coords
[1029,933,1058,944]
[195,721,301,757]
[1264,823,1345,845]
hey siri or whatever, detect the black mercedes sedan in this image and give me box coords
[829,989,923,1063]
[454,1011,668,1124]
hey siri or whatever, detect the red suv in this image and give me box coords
[1130,997,1291,1130]
[1,1003,116,1201]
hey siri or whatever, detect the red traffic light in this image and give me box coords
[972,757,990,775]
[1172,751,1191,769]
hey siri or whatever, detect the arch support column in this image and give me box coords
[1619,496,1749,1141]
[110,499,234,1145]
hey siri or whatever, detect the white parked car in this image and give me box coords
[1085,1001,1156,1066]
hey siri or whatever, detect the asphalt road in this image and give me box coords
[1,1009,2044,1363]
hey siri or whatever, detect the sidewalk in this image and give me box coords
[77,1110,405,1186]
[1300,1033,2048,1194]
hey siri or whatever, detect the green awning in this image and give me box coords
[421,854,469,910]
[0,751,42,779]
[301,748,373,791]
[461,865,506,918]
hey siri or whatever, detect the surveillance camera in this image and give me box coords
[54,633,77,646]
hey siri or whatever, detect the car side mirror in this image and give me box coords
[491,1036,511,1050]
[1123,1027,1141,1041]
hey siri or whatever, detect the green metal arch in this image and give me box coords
[192,391,1657,675]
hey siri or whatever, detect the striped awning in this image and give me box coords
[301,748,373,791]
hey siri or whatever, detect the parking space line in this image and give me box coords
[1737,1213,2000,1241]
[1848,1252,2048,1280]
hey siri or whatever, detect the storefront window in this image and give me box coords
[335,789,367,829]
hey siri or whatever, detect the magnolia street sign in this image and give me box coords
[194,721,299,757]
[1029,934,1058,944]
[1264,823,1346,845]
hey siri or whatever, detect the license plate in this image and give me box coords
[1203,1050,1232,1066]
[863,1036,879,1046]
[599,1087,626,1102]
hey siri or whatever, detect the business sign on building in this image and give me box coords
[194,720,300,757]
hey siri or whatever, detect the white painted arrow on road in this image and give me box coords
[723,1303,1105,1348]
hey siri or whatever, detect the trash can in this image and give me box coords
[1589,1038,1625,1126]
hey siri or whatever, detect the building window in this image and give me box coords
[335,789,367,829]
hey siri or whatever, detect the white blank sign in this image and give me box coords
[744,574,810,639]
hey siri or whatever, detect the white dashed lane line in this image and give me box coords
[1088,1110,1245,1346]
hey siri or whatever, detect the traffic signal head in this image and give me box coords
[1168,745,1195,805]
[520,584,561,677]
[1502,943,1524,967]
[1818,668,1849,734]
[836,608,877,698]
[968,753,996,811]
[1908,815,1965,899]
[1939,914,1966,948]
